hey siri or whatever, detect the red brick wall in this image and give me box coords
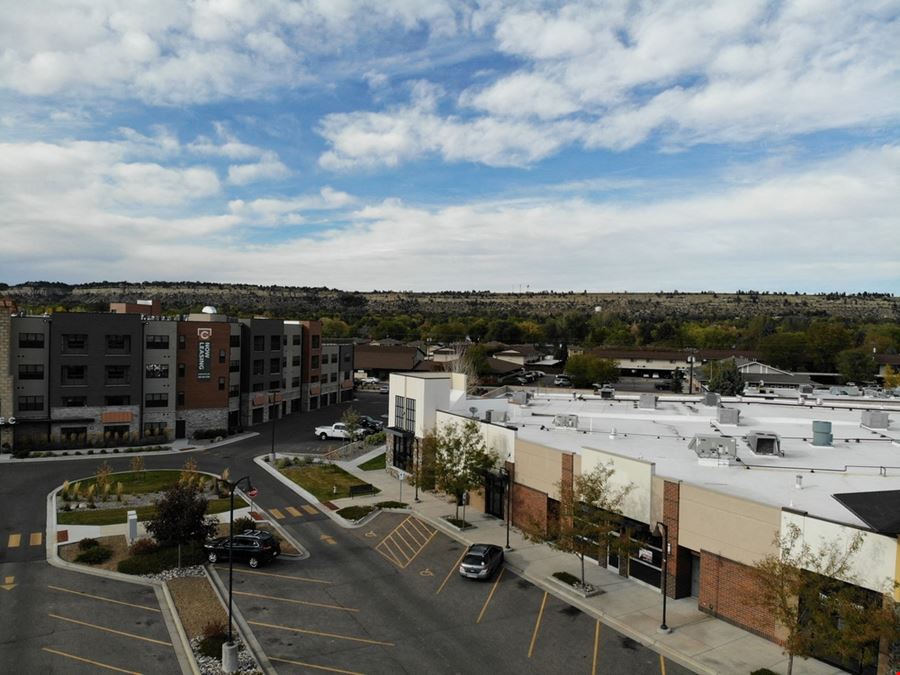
[699,550,782,642]
[512,482,548,535]
[177,322,230,409]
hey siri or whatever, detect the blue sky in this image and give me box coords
[1,1,898,292]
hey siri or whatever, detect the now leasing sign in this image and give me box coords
[197,328,212,380]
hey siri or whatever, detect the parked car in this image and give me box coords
[554,375,572,386]
[378,385,390,394]
[458,543,504,580]
[361,377,380,384]
[314,422,366,441]
[204,530,281,568]
[358,415,384,432]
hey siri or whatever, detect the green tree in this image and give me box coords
[341,407,362,442]
[431,420,499,521]
[565,354,619,388]
[836,348,877,384]
[806,320,852,371]
[883,364,900,389]
[753,524,900,675]
[706,358,744,395]
[759,332,808,371]
[144,482,216,548]
[524,463,634,590]
[320,317,352,338]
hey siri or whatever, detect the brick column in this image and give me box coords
[662,479,693,598]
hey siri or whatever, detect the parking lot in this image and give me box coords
[217,512,695,674]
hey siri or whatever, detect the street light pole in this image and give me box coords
[503,466,512,550]
[269,392,277,463]
[653,521,671,634]
[224,476,257,673]
[687,355,696,394]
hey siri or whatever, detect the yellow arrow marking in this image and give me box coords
[1,576,15,591]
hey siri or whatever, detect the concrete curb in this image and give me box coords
[159,582,202,675]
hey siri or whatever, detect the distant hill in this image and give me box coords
[1,282,897,322]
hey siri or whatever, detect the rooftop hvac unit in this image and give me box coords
[861,410,889,429]
[747,431,783,456]
[599,387,615,399]
[554,414,579,429]
[485,410,507,424]
[638,393,657,409]
[510,392,528,405]
[812,420,833,447]
[689,434,738,466]
[717,407,740,425]
[703,392,721,407]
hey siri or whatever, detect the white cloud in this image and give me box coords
[228,187,356,225]
[227,153,291,185]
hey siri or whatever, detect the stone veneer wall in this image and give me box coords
[178,408,229,440]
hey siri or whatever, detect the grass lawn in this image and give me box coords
[358,452,386,471]
[57,495,247,526]
[67,470,194,495]
[280,463,378,501]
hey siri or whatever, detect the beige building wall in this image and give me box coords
[679,484,780,565]
[435,410,515,464]
[388,373,452,437]
[514,438,566,500]
[580,445,654,523]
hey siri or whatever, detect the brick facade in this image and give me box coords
[512,482,548,535]
[699,550,782,642]
[663,480,694,598]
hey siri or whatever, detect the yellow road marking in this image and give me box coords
[374,544,405,568]
[248,620,394,646]
[30,532,42,546]
[48,585,160,612]
[376,538,408,566]
[269,508,285,520]
[660,653,666,675]
[302,504,318,515]
[1,575,15,591]
[392,528,419,554]
[319,534,336,545]
[234,590,358,612]
[437,549,468,595]
[269,655,363,674]
[42,647,142,674]
[228,567,332,585]
[8,533,21,548]
[407,518,435,541]
[402,529,436,569]
[592,620,601,675]
[285,506,302,517]
[48,614,172,646]
[4,576,13,584]
[476,567,505,624]
[528,591,548,658]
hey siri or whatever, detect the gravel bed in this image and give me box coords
[144,564,206,583]
[190,636,261,675]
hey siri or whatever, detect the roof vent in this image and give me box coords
[598,386,615,399]
[747,430,783,456]
[689,434,737,466]
[485,410,507,424]
[201,305,217,314]
[861,410,889,429]
[554,414,579,429]
[717,407,740,425]
[704,392,721,407]
[812,420,833,447]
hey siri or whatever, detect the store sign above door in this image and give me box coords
[197,328,212,380]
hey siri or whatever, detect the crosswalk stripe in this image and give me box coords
[302,505,317,515]
[30,532,42,546]
[8,534,21,548]
[285,506,302,517]
[269,508,285,520]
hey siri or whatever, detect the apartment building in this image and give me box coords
[0,299,15,452]
[239,317,285,427]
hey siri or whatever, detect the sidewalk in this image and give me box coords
[332,450,844,675]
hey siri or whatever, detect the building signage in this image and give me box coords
[197,328,212,380]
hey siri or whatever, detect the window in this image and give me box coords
[343,371,350,381]
[60,426,87,442]
[176,391,185,405]
[18,364,44,380]
[61,334,87,353]
[145,364,169,379]
[292,355,300,367]
[105,365,130,384]
[252,382,264,392]
[218,377,226,391]
[145,393,168,408]
[311,355,319,369]
[144,422,167,437]
[394,396,415,431]
[219,348,226,364]
[331,353,338,364]
[270,358,280,374]
[252,359,265,375]
[253,335,265,351]
[19,332,44,349]
[106,334,131,353]
[269,380,280,390]
[104,425,130,440]
[330,372,337,383]
[61,364,86,385]
[178,334,186,350]
[146,334,169,349]
[310,375,319,383]
[229,359,240,373]
[229,385,240,398]
[18,395,44,411]
[312,335,320,349]
[394,395,404,428]
[230,334,240,348]
[292,335,301,346]
[405,397,416,432]
[291,376,300,387]
[61,395,86,407]
[104,394,130,406]
[178,363,185,377]
[270,335,280,350]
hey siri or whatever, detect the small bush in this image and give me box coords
[444,517,470,529]
[232,516,256,533]
[199,634,227,659]
[74,451,82,456]
[117,542,206,575]
[129,538,159,556]
[337,505,375,521]
[552,571,580,586]
[202,619,228,640]
[375,501,408,509]
[78,537,100,551]
[365,431,386,446]
[75,546,113,564]
[113,448,120,453]
[750,670,779,675]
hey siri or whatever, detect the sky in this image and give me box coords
[1,0,898,293]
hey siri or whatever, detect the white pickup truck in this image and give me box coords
[314,422,365,441]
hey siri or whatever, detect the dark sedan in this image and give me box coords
[359,415,384,432]
[458,543,504,580]
[204,530,281,568]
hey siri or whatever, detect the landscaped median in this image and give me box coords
[272,456,380,501]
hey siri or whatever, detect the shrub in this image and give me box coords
[552,571,580,586]
[117,542,205,575]
[78,537,100,551]
[750,670,779,675]
[202,619,228,640]
[337,505,375,521]
[232,516,257,533]
[75,546,113,564]
[129,538,160,556]
[365,431,386,446]
[374,501,408,509]
[199,634,228,659]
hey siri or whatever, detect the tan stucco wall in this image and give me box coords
[515,438,565,500]
[679,484,780,566]
[580,445,654,524]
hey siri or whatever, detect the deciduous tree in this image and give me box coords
[145,482,216,548]
[430,420,499,521]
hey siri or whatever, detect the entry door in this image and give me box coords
[485,473,505,518]
[175,420,186,439]
[690,553,701,597]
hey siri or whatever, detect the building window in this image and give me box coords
[270,358,280,374]
[292,335,301,346]
[104,425,130,440]
[60,426,87,442]
[61,396,86,407]
[330,372,337,383]
[145,364,169,379]
[146,334,169,349]
[270,335,280,350]
[144,422,167,437]
[253,335,265,351]
[230,334,240,348]
[253,359,265,375]
[178,363,185,377]
[18,332,45,349]
[219,348,226,364]
[145,393,168,408]
[252,382,264,392]
[343,371,350,381]
[18,395,44,411]
[229,385,240,398]
[105,365,130,384]
[218,377,226,391]
[332,354,338,364]
[18,364,44,380]
[229,359,240,373]
[178,334,186,350]
[310,375,319,383]
[176,391,185,405]
[291,377,300,387]
[312,335,320,349]
[106,334,131,353]
[61,334,87,353]
[405,397,416,432]
[394,395,405,428]
[104,394,131,406]
[311,355,319,369]
[269,380,280,390]
[292,355,300,367]
[61,364,86,385]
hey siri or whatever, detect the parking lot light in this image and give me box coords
[223,475,257,673]
[652,521,671,634]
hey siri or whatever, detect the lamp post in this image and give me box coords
[687,355,696,394]
[269,392,278,463]
[413,438,420,503]
[223,476,257,673]
[653,521,671,634]
[501,466,512,550]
